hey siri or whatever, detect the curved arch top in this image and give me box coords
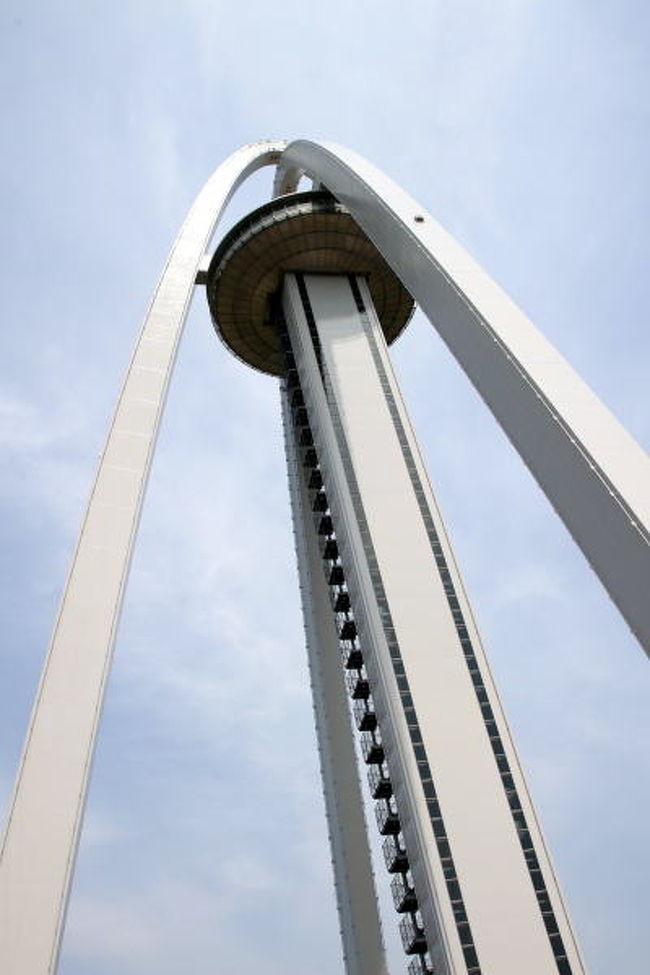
[279,139,650,654]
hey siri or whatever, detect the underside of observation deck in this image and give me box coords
[205,191,415,376]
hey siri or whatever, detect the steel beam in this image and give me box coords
[280,140,650,655]
[0,140,286,975]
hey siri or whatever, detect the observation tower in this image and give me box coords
[203,188,585,975]
[1,139,648,975]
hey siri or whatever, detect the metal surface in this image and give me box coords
[280,140,650,655]
[282,385,387,975]
[206,191,413,376]
[283,271,587,975]
[0,140,286,975]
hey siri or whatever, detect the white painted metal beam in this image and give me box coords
[280,140,650,656]
[0,140,286,975]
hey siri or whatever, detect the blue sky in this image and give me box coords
[0,2,648,973]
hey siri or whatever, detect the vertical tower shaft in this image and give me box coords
[282,387,388,975]
[280,270,586,975]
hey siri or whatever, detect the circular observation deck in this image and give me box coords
[205,191,414,376]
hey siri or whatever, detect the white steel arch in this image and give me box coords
[0,140,291,975]
[280,141,650,656]
[0,138,647,975]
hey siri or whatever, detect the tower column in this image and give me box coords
[281,139,650,655]
[0,141,286,975]
[282,387,387,975]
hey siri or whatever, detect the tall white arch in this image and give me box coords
[1,138,647,975]
[0,140,293,975]
[281,141,650,655]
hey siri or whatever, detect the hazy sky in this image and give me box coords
[1,2,648,974]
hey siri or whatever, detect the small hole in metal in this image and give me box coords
[414,215,424,223]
